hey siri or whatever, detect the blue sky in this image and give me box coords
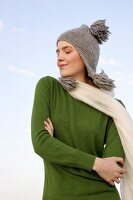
[0,0,133,199]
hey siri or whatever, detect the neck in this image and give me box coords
[70,75,97,88]
[84,76,99,89]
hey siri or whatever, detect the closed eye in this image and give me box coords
[65,51,71,54]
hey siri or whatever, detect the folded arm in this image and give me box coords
[31,77,96,172]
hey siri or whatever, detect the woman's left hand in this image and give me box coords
[44,117,54,137]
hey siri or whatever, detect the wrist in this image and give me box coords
[92,157,102,172]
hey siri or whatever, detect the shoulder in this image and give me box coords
[37,75,58,84]
[35,76,64,95]
[36,76,60,88]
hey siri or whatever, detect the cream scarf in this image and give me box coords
[68,80,133,200]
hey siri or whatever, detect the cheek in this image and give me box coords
[69,54,84,69]
[68,54,80,64]
[69,54,78,62]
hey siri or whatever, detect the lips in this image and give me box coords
[59,64,68,68]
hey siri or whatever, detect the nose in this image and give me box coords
[57,52,64,62]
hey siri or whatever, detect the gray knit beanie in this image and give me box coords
[57,20,115,91]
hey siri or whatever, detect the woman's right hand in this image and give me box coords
[92,157,126,186]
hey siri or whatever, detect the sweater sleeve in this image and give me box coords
[61,115,125,181]
[102,117,125,159]
[31,77,96,172]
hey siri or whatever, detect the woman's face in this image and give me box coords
[57,41,86,80]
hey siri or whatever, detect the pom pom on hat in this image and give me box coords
[89,19,111,44]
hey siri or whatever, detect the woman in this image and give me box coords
[31,20,132,200]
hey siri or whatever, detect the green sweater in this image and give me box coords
[31,76,125,200]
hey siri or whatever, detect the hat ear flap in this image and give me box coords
[58,77,78,91]
[93,70,115,91]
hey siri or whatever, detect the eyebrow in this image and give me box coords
[56,46,73,53]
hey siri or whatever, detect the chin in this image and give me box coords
[60,72,72,78]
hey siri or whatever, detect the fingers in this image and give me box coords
[114,157,124,165]
[44,119,51,131]
[114,178,120,184]
[109,180,115,186]
[117,164,127,175]
[44,122,52,136]
[47,117,54,130]
[113,157,127,175]
[119,168,127,174]
[109,167,126,185]
[110,178,120,185]
[119,173,124,178]
[44,117,54,137]
[109,171,125,186]
[108,174,123,186]
[99,157,126,186]
[109,175,122,186]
